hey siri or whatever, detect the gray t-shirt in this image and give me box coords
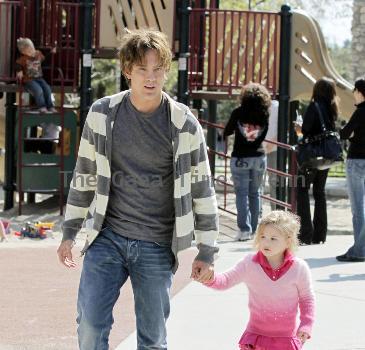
[104,93,175,243]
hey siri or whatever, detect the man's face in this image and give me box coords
[124,49,167,104]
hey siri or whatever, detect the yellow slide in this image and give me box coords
[290,10,354,119]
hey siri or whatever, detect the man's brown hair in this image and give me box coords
[119,29,172,76]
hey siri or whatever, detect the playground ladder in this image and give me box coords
[16,68,66,216]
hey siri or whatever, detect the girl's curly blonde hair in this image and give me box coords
[253,210,300,252]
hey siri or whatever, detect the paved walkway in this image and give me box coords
[117,226,365,350]
[0,178,363,349]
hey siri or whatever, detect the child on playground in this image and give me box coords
[201,210,315,349]
[15,37,57,113]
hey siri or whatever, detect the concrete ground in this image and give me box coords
[118,221,365,350]
[0,179,363,350]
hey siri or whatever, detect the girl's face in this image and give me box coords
[258,224,289,259]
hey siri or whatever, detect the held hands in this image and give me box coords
[297,331,309,344]
[57,240,76,268]
[191,260,214,283]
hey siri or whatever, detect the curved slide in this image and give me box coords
[290,10,354,119]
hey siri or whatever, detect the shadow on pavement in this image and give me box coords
[304,257,340,268]
[317,273,365,282]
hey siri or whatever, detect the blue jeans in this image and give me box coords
[77,227,174,350]
[24,78,53,108]
[230,156,266,233]
[346,159,365,257]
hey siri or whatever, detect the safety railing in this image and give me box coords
[0,0,96,90]
[198,119,298,214]
[189,8,281,96]
[0,1,25,82]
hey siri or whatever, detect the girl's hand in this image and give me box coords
[297,331,309,344]
[191,260,214,283]
[51,47,57,54]
[203,270,214,284]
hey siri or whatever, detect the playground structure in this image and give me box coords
[0,0,354,214]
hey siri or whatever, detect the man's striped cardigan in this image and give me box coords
[62,90,219,270]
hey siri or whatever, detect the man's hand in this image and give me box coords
[191,260,214,283]
[57,240,76,268]
[297,331,309,344]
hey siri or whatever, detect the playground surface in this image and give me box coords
[0,187,363,349]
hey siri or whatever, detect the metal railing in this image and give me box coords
[0,1,25,83]
[199,119,298,214]
[189,8,281,95]
[0,0,99,90]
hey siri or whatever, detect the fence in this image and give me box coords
[198,119,298,214]
[189,8,281,95]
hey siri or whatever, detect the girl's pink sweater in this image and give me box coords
[206,253,315,338]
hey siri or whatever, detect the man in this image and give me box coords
[57,29,219,350]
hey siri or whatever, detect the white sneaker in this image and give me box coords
[38,107,48,113]
[234,230,252,241]
[234,230,244,241]
[240,231,252,241]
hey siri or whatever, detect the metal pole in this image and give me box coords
[209,0,220,8]
[34,0,41,47]
[3,92,16,210]
[277,4,292,206]
[79,0,94,130]
[207,100,217,177]
[288,100,299,211]
[177,0,190,106]
[192,0,205,117]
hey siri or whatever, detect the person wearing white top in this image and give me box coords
[264,100,279,209]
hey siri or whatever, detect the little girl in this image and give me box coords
[202,210,315,350]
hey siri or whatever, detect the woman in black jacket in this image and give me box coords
[224,83,270,241]
[297,77,339,245]
[336,78,365,262]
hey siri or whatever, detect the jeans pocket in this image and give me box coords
[153,241,172,248]
[256,155,267,170]
[354,160,365,173]
[235,158,249,168]
[99,226,110,234]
